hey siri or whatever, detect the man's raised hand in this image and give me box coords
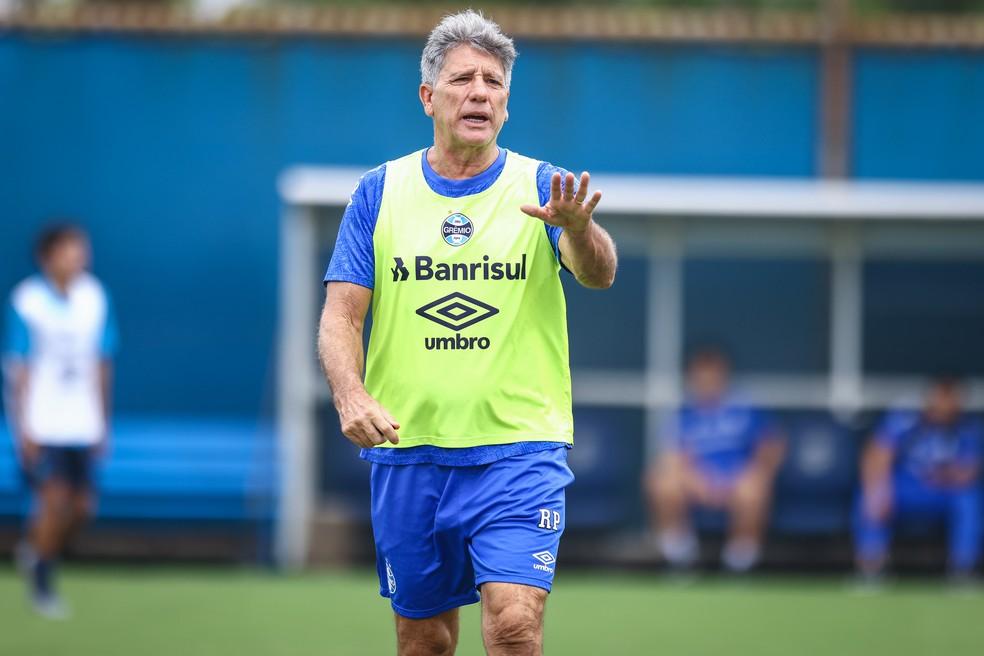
[520,171,602,234]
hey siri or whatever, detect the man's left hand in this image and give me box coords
[520,171,601,234]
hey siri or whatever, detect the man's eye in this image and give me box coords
[486,78,503,87]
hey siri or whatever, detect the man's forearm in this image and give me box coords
[318,306,368,405]
[562,220,617,289]
[100,361,113,434]
[946,464,980,488]
[751,437,786,480]
[861,444,894,492]
[8,363,29,441]
[318,284,399,447]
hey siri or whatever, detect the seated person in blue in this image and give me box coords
[855,377,983,580]
[645,348,786,572]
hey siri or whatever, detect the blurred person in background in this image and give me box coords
[855,377,982,582]
[319,9,616,656]
[645,347,786,573]
[3,224,118,619]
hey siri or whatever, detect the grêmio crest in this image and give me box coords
[442,213,474,247]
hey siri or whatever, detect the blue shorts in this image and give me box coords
[24,445,96,491]
[370,447,575,619]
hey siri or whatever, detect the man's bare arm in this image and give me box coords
[318,282,399,448]
[98,360,113,455]
[750,432,787,481]
[5,360,38,464]
[862,441,894,490]
[861,440,895,521]
[559,221,618,289]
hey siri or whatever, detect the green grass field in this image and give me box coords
[2,567,983,655]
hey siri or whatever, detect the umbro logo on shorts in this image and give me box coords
[532,551,556,574]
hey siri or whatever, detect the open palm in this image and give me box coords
[520,171,602,234]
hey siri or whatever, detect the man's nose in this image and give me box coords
[468,77,489,100]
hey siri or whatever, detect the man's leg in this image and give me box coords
[371,462,479,650]
[854,474,938,578]
[31,478,73,603]
[853,490,892,577]
[946,486,982,575]
[645,459,688,533]
[480,582,547,656]
[395,608,459,656]
[63,448,97,548]
[464,448,569,654]
[645,457,698,567]
[35,480,74,557]
[64,489,94,547]
[724,471,771,572]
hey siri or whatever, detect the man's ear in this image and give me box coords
[420,84,434,117]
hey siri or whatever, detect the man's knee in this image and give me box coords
[396,612,457,656]
[398,633,454,656]
[648,464,685,505]
[40,482,73,521]
[733,475,769,512]
[482,585,546,651]
[485,605,542,650]
[73,492,94,523]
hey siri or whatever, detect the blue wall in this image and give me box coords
[854,49,984,180]
[0,34,818,417]
[3,34,981,419]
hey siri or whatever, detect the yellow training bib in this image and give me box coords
[366,149,573,448]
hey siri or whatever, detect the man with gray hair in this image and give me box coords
[319,9,616,655]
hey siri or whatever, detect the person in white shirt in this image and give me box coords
[4,224,118,618]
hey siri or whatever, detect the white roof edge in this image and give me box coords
[279,166,984,220]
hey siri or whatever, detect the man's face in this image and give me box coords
[42,237,89,283]
[421,45,509,151]
[688,357,730,404]
[925,382,962,424]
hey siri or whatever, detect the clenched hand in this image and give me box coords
[336,389,401,448]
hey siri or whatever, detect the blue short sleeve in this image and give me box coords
[536,161,577,264]
[873,410,916,450]
[324,164,386,289]
[957,420,983,465]
[4,302,30,358]
[101,294,119,358]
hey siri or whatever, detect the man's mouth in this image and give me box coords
[462,113,490,125]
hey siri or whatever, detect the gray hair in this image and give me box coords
[420,10,517,88]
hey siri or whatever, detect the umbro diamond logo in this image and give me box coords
[532,551,556,566]
[416,292,498,332]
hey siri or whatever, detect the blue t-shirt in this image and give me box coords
[874,410,983,484]
[663,398,775,475]
[324,148,573,466]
